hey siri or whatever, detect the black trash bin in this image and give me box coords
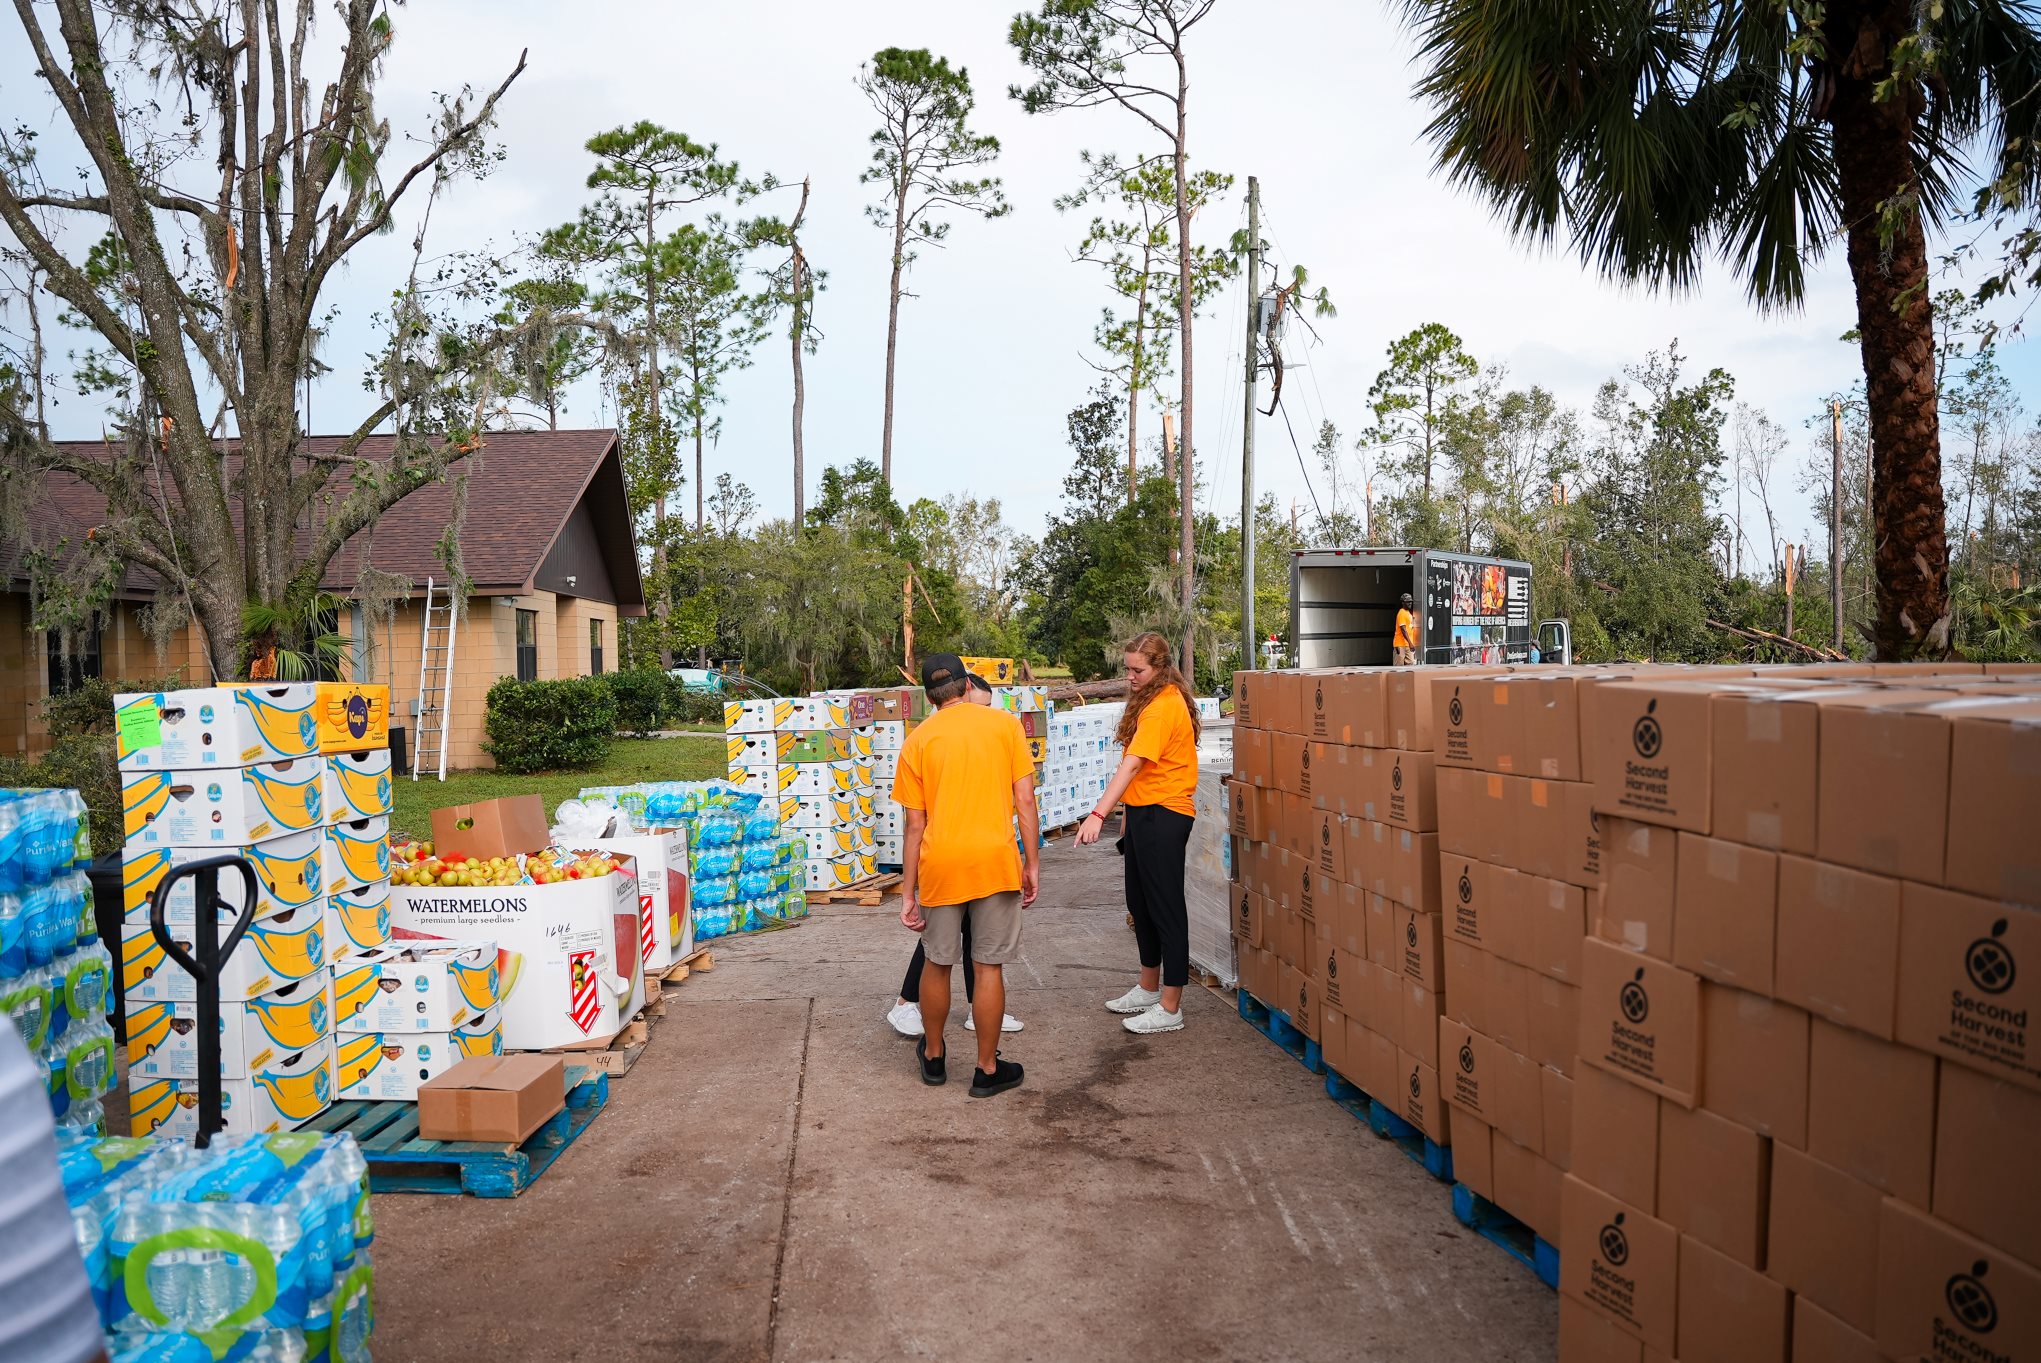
[85,852,126,1042]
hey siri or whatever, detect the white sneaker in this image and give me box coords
[966,1013,1025,1033]
[1105,986,1163,1015]
[1123,1004,1185,1034]
[887,1001,925,1038]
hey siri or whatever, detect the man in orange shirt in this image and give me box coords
[895,654,1040,1096]
[1393,592,1418,666]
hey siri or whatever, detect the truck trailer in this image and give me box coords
[1288,547,1569,668]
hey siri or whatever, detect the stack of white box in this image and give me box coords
[727,696,881,891]
[1037,702,1126,829]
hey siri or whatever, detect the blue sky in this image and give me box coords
[6,0,2036,555]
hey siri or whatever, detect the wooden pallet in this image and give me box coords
[544,1017,651,1077]
[661,947,715,984]
[807,871,902,907]
[1453,1183,1560,1289]
[303,1065,608,1198]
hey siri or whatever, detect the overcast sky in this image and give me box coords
[9,0,2037,556]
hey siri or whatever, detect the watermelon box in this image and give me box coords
[126,969,333,1080]
[388,858,638,1051]
[332,941,497,1034]
[581,830,693,973]
[115,683,320,771]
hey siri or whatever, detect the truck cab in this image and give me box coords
[1288,547,1569,667]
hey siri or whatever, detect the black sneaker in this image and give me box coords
[918,1038,946,1086]
[969,1056,1024,1098]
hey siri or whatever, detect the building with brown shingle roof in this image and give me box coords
[1,428,645,768]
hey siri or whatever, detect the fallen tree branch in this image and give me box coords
[1047,678,1131,704]
[1705,618,1849,662]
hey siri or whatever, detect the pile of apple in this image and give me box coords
[526,849,623,884]
[388,840,623,888]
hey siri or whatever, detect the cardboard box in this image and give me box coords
[1307,806,1346,878]
[1494,1138,1564,1244]
[1560,1297,1663,1363]
[1809,1019,1935,1208]
[1528,975,1581,1076]
[1702,985,1809,1147]
[430,795,549,861]
[1262,670,1305,736]
[326,879,391,958]
[1224,779,1264,841]
[1527,875,1587,983]
[1470,676,1530,775]
[1310,670,1388,747]
[1365,1027,1401,1106]
[1396,905,1444,990]
[1775,856,1901,1039]
[1768,1145,1884,1334]
[1234,726,1271,787]
[1518,777,1568,880]
[1520,675,1587,782]
[1542,1065,1575,1170]
[1673,833,1778,993]
[390,866,637,1050]
[1232,885,1263,949]
[121,901,327,1003]
[1271,733,1310,798]
[1483,865,1532,966]
[1790,1297,1887,1363]
[1489,957,1533,1056]
[1932,1061,2041,1267]
[1439,1016,1498,1123]
[1369,961,1404,1050]
[1494,1044,1545,1153]
[1444,853,1491,952]
[1560,1174,1679,1354]
[1658,1099,1770,1269]
[784,696,852,729]
[324,748,394,823]
[1677,1234,1791,1363]
[333,1018,504,1101]
[1436,767,1480,859]
[126,1038,333,1138]
[1456,1118,1495,1200]
[1432,673,1485,769]
[1874,1197,2041,1363]
[121,757,325,847]
[1580,938,1703,1107]
[1403,978,1445,1069]
[417,1053,567,1144]
[1593,680,1716,833]
[1375,748,1436,831]
[1896,883,2040,1092]
[1388,669,1433,750]
[1711,688,1821,855]
[322,815,390,895]
[1383,827,1442,913]
[724,697,794,733]
[120,825,324,918]
[1599,817,1678,960]
[315,681,389,754]
[1942,695,2041,904]
[1815,690,1952,884]
[1560,778,1604,889]
[1473,773,1520,868]
[1444,938,1488,1033]
[1328,882,1366,958]
[125,969,332,1080]
[584,830,694,972]
[1231,670,1263,729]
[115,682,319,770]
[332,941,497,1033]
[1396,1048,1451,1144]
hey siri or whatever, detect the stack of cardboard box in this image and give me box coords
[1560,666,2041,1363]
[1039,703,1123,830]
[1227,668,1458,1151]
[726,696,882,890]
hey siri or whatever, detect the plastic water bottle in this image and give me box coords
[66,869,96,947]
[25,881,64,967]
[4,962,53,1052]
[0,801,21,894]
[0,891,25,976]
[59,940,112,1032]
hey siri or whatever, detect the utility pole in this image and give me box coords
[1830,399,1844,652]
[1240,175,1261,676]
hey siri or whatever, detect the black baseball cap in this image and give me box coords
[920,653,968,691]
[965,671,993,694]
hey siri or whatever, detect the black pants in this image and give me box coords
[901,912,975,1003]
[1121,802,1194,988]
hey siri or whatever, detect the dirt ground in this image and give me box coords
[368,835,1559,1362]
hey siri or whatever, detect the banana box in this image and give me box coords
[724,764,795,798]
[866,721,907,753]
[723,698,793,735]
[324,749,393,824]
[120,827,324,920]
[115,683,320,771]
[993,685,1050,714]
[777,794,859,830]
[782,729,852,764]
[121,900,327,1002]
[331,1014,503,1102]
[325,880,392,958]
[128,1038,333,1137]
[728,732,792,769]
[388,863,636,1050]
[315,681,389,754]
[782,760,858,798]
[962,657,1018,685]
[850,757,877,791]
[801,851,878,892]
[126,969,331,1080]
[582,830,693,971]
[871,749,901,782]
[122,757,324,847]
[783,697,850,731]
[875,834,904,865]
[332,941,497,1033]
[873,801,905,836]
[323,816,391,894]
[825,818,878,856]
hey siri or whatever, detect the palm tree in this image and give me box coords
[1394,1,2041,659]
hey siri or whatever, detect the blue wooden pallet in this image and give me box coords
[1238,991,1324,1074]
[1452,1182,1560,1289]
[302,1065,609,1198]
[1322,1068,1454,1181]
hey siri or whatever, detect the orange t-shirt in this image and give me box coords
[1124,687,1198,817]
[892,701,1036,907]
[1393,608,1417,648]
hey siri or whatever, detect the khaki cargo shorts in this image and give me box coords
[921,891,1024,966]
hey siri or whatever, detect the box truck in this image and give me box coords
[1288,547,1571,668]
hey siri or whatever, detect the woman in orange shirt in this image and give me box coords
[1075,630,1201,1034]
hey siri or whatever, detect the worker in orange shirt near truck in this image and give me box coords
[1393,592,1418,666]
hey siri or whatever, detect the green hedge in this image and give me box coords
[665,680,723,726]
[602,670,669,738]
[483,676,618,774]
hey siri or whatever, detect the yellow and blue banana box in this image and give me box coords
[726,764,799,797]
[324,749,393,823]
[723,698,794,735]
[115,683,320,771]
[128,1036,333,1137]
[121,900,327,1002]
[122,757,324,847]
[783,697,850,731]
[332,941,497,1034]
[315,682,389,754]
[331,1009,502,1102]
[323,815,391,894]
[120,826,324,918]
[325,880,392,959]
[126,969,331,1080]
[728,732,794,769]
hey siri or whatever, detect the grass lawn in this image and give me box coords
[389,735,725,839]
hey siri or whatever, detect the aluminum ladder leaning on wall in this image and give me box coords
[411,576,458,781]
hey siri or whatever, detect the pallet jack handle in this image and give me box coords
[147,855,258,1149]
